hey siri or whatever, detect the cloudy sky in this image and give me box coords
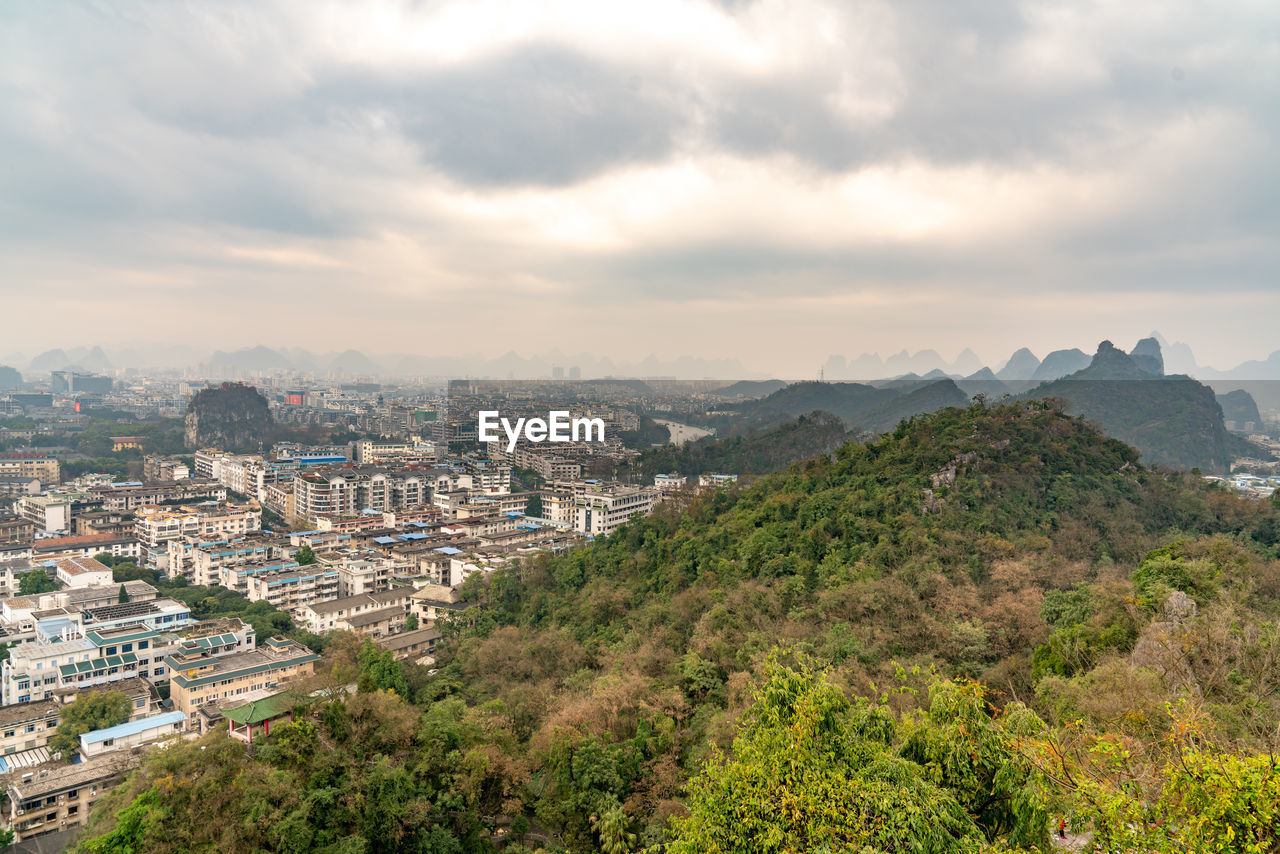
[1,0,1277,375]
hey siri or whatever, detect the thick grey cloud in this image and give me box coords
[0,0,1277,372]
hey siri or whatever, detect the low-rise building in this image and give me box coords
[0,701,60,758]
[31,534,140,563]
[572,484,659,536]
[78,711,187,759]
[298,588,413,636]
[134,503,261,569]
[0,453,60,484]
[166,637,318,723]
[243,565,340,614]
[3,753,139,844]
[375,627,441,664]
[53,556,114,589]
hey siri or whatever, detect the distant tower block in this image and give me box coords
[569,366,581,379]
[552,366,565,380]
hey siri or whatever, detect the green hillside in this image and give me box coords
[621,410,853,480]
[72,401,1280,853]
[1027,341,1256,471]
[726,380,898,425]
[853,378,969,432]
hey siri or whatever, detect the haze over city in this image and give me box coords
[3,0,1278,374]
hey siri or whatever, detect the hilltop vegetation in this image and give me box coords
[620,410,854,480]
[73,401,1280,852]
[1028,341,1257,471]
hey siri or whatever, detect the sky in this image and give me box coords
[1,0,1278,377]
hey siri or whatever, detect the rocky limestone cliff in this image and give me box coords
[184,382,274,451]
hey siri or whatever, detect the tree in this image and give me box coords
[49,690,132,758]
[294,544,317,566]
[18,570,58,596]
[356,639,410,698]
[405,612,419,631]
[526,492,544,517]
[667,658,992,853]
[118,584,130,604]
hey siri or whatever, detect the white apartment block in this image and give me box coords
[573,485,659,537]
[243,565,340,615]
[298,588,413,635]
[133,504,262,569]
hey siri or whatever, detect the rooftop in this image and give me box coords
[55,556,111,576]
[344,605,405,628]
[223,692,297,726]
[79,711,186,745]
[377,627,442,652]
[7,754,139,800]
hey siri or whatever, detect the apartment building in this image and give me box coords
[572,484,659,536]
[1,610,187,704]
[376,627,441,663]
[0,516,37,544]
[0,616,244,705]
[243,565,340,614]
[0,678,157,759]
[0,453,60,484]
[352,438,437,465]
[4,753,139,844]
[133,504,261,569]
[298,588,413,635]
[0,701,59,758]
[654,473,687,491]
[321,550,398,597]
[142,455,190,482]
[31,534,140,563]
[166,636,318,721]
[180,535,289,587]
[292,466,433,526]
[90,479,225,512]
[16,494,77,534]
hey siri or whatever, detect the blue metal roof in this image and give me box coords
[372,536,397,545]
[434,546,462,555]
[80,712,186,745]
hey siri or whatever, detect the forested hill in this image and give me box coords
[621,410,854,479]
[74,401,1280,853]
[1027,340,1259,471]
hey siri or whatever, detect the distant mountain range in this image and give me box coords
[3,331,1280,389]
[726,338,1266,472]
[2,346,755,381]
